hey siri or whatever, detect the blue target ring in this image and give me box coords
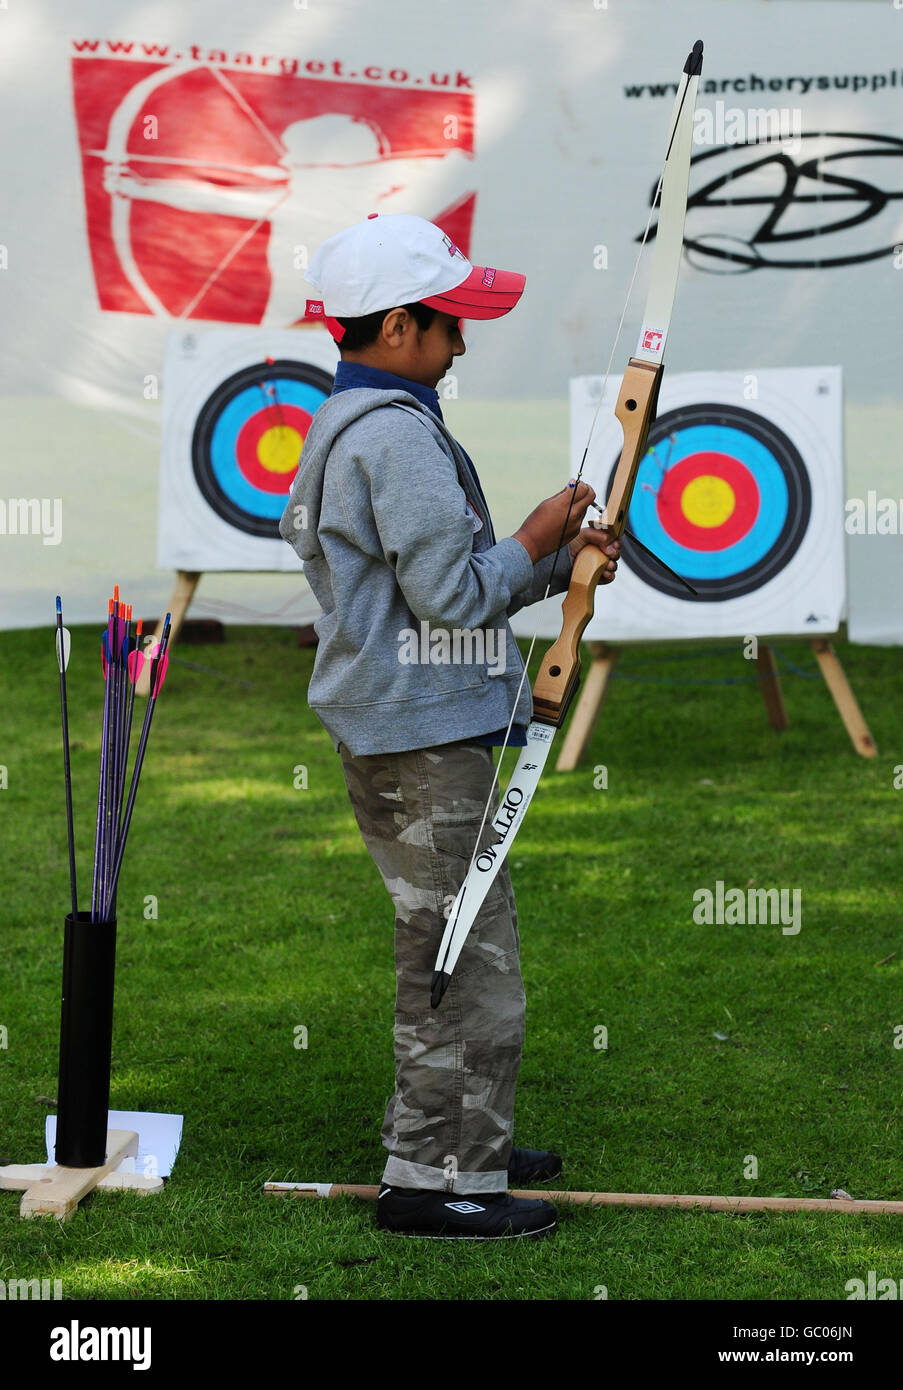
[608,403,811,601]
[192,359,333,538]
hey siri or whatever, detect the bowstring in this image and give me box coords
[435,168,668,981]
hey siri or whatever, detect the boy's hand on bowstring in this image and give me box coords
[513,480,596,563]
[569,521,621,584]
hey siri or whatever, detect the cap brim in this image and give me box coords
[420,265,525,319]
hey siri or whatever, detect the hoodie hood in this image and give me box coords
[279,386,439,564]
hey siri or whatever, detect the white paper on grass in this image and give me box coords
[45,1110,183,1177]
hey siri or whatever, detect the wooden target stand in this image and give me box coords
[555,635,876,770]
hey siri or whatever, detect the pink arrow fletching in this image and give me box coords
[151,651,169,696]
[127,646,146,683]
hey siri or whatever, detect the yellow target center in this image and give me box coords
[681,475,735,528]
[257,425,303,474]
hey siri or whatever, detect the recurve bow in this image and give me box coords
[431,40,705,1008]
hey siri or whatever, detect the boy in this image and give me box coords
[280,212,620,1238]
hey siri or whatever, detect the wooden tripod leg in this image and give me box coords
[810,640,877,758]
[555,643,619,771]
[755,644,789,731]
[136,570,201,696]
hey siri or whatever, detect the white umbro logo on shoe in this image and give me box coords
[444,1200,486,1214]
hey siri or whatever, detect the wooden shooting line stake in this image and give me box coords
[263,1183,903,1217]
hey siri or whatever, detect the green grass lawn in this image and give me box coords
[1,624,901,1300]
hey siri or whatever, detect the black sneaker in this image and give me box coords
[376,1184,557,1239]
[507,1147,563,1185]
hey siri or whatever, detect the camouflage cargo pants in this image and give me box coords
[338,739,526,1194]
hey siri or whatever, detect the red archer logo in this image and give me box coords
[73,59,477,322]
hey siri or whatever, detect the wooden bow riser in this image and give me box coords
[532,357,662,725]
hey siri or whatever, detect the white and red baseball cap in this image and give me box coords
[304,212,525,342]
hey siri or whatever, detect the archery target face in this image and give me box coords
[159,328,338,571]
[560,366,845,642]
[609,402,812,602]
[192,359,333,538]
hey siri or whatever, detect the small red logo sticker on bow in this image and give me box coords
[642,328,663,352]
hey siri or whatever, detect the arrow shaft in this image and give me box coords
[92,663,113,922]
[103,694,154,923]
[87,149,287,180]
[103,622,171,920]
[107,615,131,918]
[56,610,78,918]
[263,1183,903,1216]
[120,637,141,833]
[623,527,698,595]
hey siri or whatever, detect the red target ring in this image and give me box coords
[235,404,314,493]
[656,452,760,552]
[605,403,812,602]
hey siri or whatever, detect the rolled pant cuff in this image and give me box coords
[382,1155,508,1194]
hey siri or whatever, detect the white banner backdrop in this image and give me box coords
[0,0,900,640]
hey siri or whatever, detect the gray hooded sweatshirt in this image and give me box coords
[278,386,573,755]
